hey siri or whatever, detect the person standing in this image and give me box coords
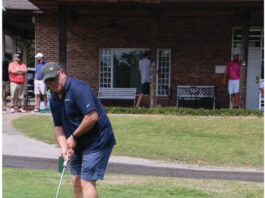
[136,52,151,108]
[32,52,48,112]
[8,54,27,113]
[223,53,241,109]
[2,56,10,112]
[41,62,116,198]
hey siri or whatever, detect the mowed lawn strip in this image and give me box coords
[3,168,264,198]
[11,115,264,168]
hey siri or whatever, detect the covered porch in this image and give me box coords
[30,0,263,109]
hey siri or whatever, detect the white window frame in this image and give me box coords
[99,49,113,88]
[156,49,171,96]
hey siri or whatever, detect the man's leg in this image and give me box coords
[2,83,9,110]
[234,93,239,107]
[2,88,6,110]
[43,94,47,108]
[72,175,83,198]
[136,93,144,107]
[35,94,41,110]
[18,99,23,107]
[80,180,97,198]
[14,97,18,107]
[10,98,14,108]
[17,85,23,108]
[10,82,15,110]
[231,94,236,108]
[40,80,48,108]
[4,91,9,108]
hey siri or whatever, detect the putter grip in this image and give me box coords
[63,153,69,167]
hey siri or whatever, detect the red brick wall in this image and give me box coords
[35,14,262,108]
[35,16,59,63]
[156,16,233,108]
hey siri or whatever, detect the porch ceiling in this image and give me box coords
[3,14,35,38]
[29,0,263,14]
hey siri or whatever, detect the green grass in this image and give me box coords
[2,168,264,198]
[12,115,264,168]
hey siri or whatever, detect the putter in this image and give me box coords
[56,152,69,198]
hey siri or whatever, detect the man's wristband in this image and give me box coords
[72,133,78,142]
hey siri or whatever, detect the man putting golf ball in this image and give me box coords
[41,62,116,198]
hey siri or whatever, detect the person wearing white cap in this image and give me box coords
[32,52,48,112]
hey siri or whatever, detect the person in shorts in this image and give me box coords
[32,52,48,112]
[136,52,151,107]
[41,62,116,198]
[8,54,27,113]
[223,53,241,109]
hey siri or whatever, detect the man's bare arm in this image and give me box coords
[54,126,71,161]
[66,110,98,150]
[73,110,98,137]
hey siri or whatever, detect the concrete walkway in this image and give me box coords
[2,112,264,182]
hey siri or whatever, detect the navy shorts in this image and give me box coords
[70,146,113,181]
[141,83,150,95]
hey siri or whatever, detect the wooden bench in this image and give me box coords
[177,86,215,110]
[98,88,137,107]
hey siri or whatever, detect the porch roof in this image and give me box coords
[3,0,38,39]
[29,0,262,12]
[3,0,39,11]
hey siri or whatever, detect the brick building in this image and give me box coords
[5,0,264,109]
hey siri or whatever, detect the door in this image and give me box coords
[246,48,262,109]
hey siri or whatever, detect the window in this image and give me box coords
[157,49,171,96]
[99,49,112,88]
[113,49,146,93]
[232,27,263,48]
[99,48,171,96]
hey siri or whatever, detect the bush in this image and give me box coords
[104,107,264,117]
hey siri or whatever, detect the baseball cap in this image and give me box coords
[35,52,44,58]
[233,52,239,56]
[14,53,21,58]
[41,62,61,83]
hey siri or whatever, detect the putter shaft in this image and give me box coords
[56,167,66,198]
[56,153,69,198]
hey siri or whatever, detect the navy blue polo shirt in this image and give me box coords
[35,60,47,80]
[50,76,116,153]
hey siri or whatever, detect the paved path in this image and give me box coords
[2,112,264,182]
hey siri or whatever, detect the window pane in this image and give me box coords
[113,49,147,94]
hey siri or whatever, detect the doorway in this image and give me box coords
[246,48,262,109]
[232,27,263,109]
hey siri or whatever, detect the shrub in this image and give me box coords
[104,107,263,117]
